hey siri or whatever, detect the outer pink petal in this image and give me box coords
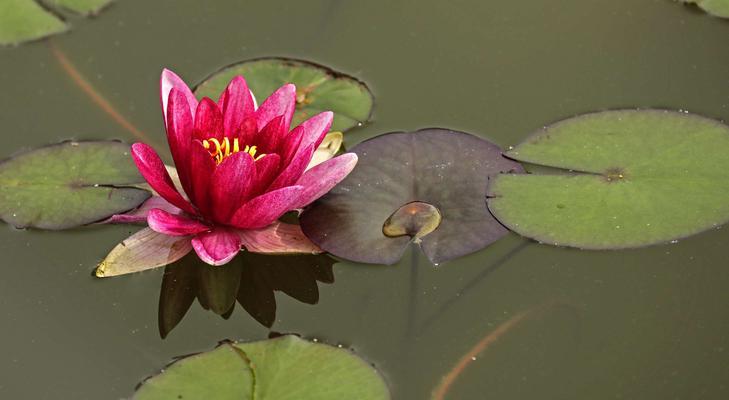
[292,153,358,209]
[294,111,333,153]
[210,151,254,223]
[191,228,242,266]
[193,97,223,141]
[131,143,196,215]
[161,69,197,124]
[255,84,296,131]
[103,196,183,224]
[267,144,315,191]
[230,185,304,229]
[148,208,210,236]
[237,222,323,254]
[218,76,256,138]
[166,88,194,195]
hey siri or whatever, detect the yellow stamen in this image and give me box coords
[202,137,266,164]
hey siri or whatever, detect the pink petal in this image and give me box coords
[295,111,333,153]
[166,88,194,195]
[292,153,358,209]
[191,228,242,266]
[188,141,216,215]
[250,153,280,195]
[193,97,223,141]
[255,115,285,154]
[230,185,304,229]
[218,76,256,138]
[237,222,323,254]
[148,209,210,236]
[131,143,196,215]
[267,144,315,191]
[161,69,197,124]
[255,84,296,131]
[210,151,255,223]
[103,196,183,224]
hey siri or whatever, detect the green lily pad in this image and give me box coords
[134,336,390,400]
[48,0,113,15]
[680,0,729,18]
[300,129,524,265]
[195,58,374,132]
[0,141,150,230]
[134,344,255,400]
[0,0,67,46]
[0,0,113,45]
[487,109,729,249]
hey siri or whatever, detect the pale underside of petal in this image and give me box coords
[237,222,323,254]
[161,69,197,124]
[95,228,192,277]
[102,196,183,224]
[191,228,243,266]
[306,131,343,171]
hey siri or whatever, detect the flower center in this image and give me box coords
[202,137,265,164]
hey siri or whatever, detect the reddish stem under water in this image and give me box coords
[49,40,153,144]
[431,306,541,400]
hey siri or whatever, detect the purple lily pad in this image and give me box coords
[300,128,523,265]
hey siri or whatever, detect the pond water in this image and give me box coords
[1,0,729,398]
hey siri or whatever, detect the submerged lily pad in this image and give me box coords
[48,0,113,15]
[487,109,729,249]
[300,129,523,265]
[0,0,66,45]
[195,58,374,132]
[134,335,390,400]
[0,141,150,230]
[0,0,113,45]
[680,0,729,18]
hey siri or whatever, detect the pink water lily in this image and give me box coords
[129,69,357,266]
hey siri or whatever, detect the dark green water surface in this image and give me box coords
[1,0,728,398]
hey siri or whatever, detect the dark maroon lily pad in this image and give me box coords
[300,128,523,265]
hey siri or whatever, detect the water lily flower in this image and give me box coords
[129,69,357,266]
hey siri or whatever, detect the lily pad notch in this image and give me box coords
[487,109,729,249]
[300,128,524,265]
[194,57,375,132]
[133,335,391,400]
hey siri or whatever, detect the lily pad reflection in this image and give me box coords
[158,252,335,337]
[300,129,523,265]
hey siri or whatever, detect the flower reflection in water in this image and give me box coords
[157,252,335,338]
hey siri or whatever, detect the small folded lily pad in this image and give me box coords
[487,109,729,249]
[679,0,729,18]
[195,58,374,132]
[0,0,113,46]
[0,141,150,230]
[48,0,113,15]
[134,335,390,400]
[300,129,524,265]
